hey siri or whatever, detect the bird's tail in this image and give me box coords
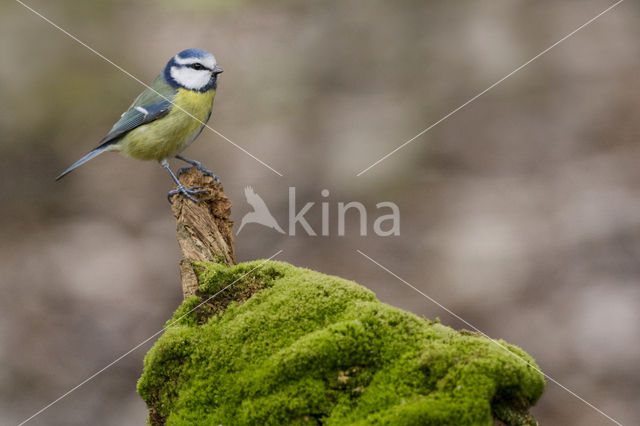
[55,145,111,181]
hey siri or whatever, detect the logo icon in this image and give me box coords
[237,186,400,236]
[237,186,286,235]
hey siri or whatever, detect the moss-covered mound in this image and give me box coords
[138,261,545,425]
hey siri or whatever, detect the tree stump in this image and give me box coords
[169,167,236,298]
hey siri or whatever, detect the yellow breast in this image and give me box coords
[117,89,215,161]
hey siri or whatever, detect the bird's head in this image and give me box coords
[163,49,223,92]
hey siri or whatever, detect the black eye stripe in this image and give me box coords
[187,63,209,71]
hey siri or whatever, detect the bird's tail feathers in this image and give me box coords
[55,145,110,181]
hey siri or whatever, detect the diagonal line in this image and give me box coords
[17,250,284,426]
[356,0,624,176]
[356,249,623,425]
[14,0,283,177]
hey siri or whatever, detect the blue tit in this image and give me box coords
[56,48,223,202]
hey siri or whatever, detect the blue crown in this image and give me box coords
[163,49,218,92]
[175,48,211,61]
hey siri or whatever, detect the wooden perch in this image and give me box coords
[169,167,236,298]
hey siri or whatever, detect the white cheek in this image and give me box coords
[170,66,210,90]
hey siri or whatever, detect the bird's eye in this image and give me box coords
[191,63,206,70]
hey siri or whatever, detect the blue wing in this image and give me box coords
[56,75,177,180]
[97,74,178,148]
[97,99,172,147]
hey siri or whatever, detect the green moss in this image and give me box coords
[138,261,545,425]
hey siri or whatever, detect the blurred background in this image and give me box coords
[1,0,638,424]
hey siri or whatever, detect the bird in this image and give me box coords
[56,48,223,202]
[237,186,285,235]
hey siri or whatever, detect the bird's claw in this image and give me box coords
[167,185,208,203]
[177,164,221,185]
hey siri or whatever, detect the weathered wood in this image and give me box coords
[169,166,236,298]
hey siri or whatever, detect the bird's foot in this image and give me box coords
[177,162,221,185]
[167,184,208,203]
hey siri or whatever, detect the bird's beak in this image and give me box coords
[213,65,223,75]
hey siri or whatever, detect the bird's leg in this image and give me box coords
[175,155,221,184]
[161,159,207,203]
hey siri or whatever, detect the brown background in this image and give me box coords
[1,0,638,424]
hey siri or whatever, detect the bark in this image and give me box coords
[169,167,236,298]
